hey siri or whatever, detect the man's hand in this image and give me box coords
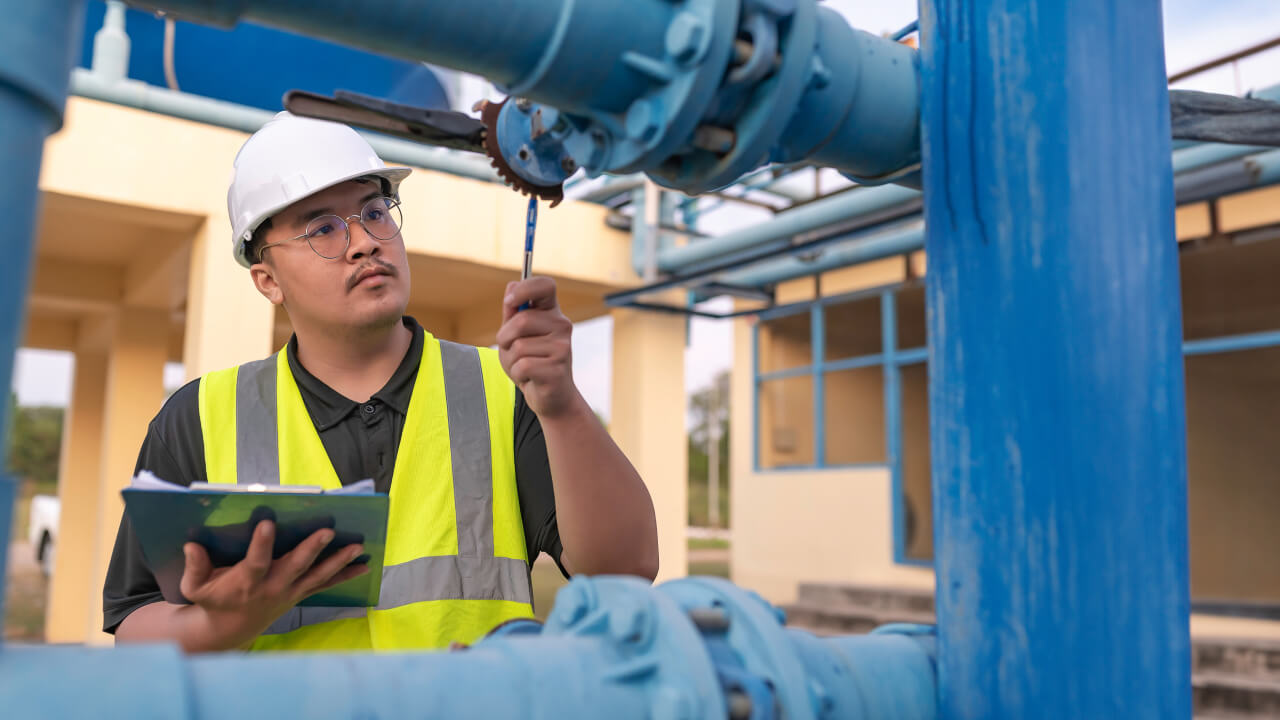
[176,519,367,651]
[497,277,584,420]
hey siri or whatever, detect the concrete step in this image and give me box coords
[1194,671,1280,718]
[795,582,935,615]
[782,600,935,636]
[1195,637,1280,682]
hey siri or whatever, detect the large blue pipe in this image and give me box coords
[2,576,938,718]
[129,0,923,195]
[0,0,85,650]
[918,1,1189,718]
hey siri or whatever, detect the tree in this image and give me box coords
[688,371,730,527]
[6,403,64,491]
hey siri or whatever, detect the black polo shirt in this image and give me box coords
[102,317,565,634]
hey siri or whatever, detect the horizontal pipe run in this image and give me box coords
[658,184,922,271]
[1182,329,1280,356]
[1174,148,1280,205]
[70,69,503,184]
[720,223,925,287]
[572,175,646,203]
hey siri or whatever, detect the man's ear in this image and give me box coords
[250,261,285,306]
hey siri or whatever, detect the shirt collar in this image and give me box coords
[285,317,424,430]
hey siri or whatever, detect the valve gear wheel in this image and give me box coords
[475,98,565,207]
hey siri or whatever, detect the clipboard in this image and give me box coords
[122,486,389,608]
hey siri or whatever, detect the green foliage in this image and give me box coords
[688,371,730,528]
[6,402,64,491]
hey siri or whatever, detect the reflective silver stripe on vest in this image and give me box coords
[438,340,495,559]
[235,356,280,485]
[263,605,366,636]
[241,340,532,638]
[378,554,531,608]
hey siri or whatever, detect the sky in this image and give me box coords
[12,0,1280,417]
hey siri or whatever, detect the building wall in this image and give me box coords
[731,192,1280,639]
[731,268,934,606]
[1181,239,1280,605]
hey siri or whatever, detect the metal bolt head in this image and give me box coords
[607,599,651,645]
[515,97,533,113]
[517,145,532,163]
[551,579,596,628]
[651,686,695,720]
[560,155,578,174]
[809,56,832,90]
[625,100,660,144]
[665,12,707,66]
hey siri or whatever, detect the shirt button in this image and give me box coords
[363,404,376,415]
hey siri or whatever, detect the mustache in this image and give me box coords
[346,258,398,291]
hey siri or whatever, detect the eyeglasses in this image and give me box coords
[258,196,404,262]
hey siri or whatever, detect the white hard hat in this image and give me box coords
[227,111,412,267]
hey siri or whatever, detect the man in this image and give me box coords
[102,112,658,653]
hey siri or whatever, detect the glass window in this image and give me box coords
[896,285,927,350]
[825,296,881,361]
[1181,240,1280,340]
[900,363,933,561]
[758,375,815,468]
[1185,346,1280,604]
[822,367,886,465]
[758,312,812,374]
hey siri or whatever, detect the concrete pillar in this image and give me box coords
[609,308,686,582]
[182,219,275,379]
[87,308,169,645]
[43,347,107,644]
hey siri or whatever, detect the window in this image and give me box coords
[754,286,926,476]
[1180,239,1280,610]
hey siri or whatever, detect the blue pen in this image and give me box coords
[519,196,537,311]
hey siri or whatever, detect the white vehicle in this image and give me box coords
[28,494,59,576]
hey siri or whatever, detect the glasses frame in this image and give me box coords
[258,195,403,263]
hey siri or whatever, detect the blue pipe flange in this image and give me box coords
[648,0,818,192]
[538,575,730,720]
[516,0,740,181]
[661,576,820,719]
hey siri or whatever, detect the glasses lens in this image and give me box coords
[305,215,349,259]
[361,197,403,240]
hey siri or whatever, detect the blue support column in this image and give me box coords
[0,0,86,639]
[918,1,1190,718]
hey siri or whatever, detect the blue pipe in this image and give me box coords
[662,134,1280,287]
[1,575,937,718]
[722,223,924,287]
[0,0,85,649]
[133,0,923,197]
[919,1,1189,717]
[659,183,922,271]
[1174,147,1280,204]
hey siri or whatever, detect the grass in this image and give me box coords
[688,537,730,551]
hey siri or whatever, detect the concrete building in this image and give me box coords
[728,186,1280,641]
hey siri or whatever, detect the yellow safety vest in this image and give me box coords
[197,332,534,651]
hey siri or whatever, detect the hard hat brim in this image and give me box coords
[233,164,413,268]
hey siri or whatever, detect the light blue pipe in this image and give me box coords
[711,141,1280,289]
[721,223,925,287]
[0,0,85,651]
[660,130,1280,281]
[1175,147,1280,204]
[659,183,922,272]
[130,0,923,197]
[1,575,937,719]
